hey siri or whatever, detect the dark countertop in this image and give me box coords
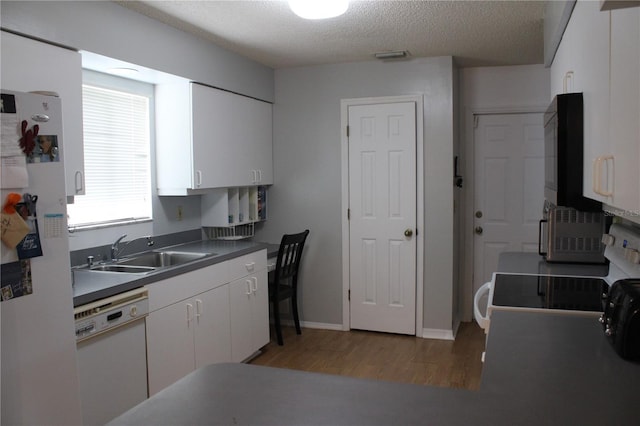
[72,240,273,307]
[109,310,640,425]
[497,252,609,276]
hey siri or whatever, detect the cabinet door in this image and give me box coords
[607,7,640,214]
[191,83,273,188]
[246,101,273,185]
[229,276,255,362]
[250,270,270,350]
[1,31,85,197]
[146,301,195,395]
[194,285,232,368]
[229,271,270,362]
[570,1,611,203]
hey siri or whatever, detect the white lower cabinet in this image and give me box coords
[229,269,270,362]
[146,285,230,396]
[146,250,268,395]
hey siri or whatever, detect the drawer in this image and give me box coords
[147,264,224,312]
[225,249,267,282]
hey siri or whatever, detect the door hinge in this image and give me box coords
[348,289,350,301]
[346,125,350,137]
[473,115,479,129]
[415,228,419,236]
[347,208,350,220]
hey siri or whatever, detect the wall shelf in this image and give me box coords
[201,186,267,239]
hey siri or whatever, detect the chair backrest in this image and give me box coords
[273,230,310,286]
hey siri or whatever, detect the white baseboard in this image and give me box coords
[274,319,343,331]
[421,327,456,340]
[301,321,343,330]
[275,320,460,339]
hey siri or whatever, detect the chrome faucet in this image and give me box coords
[111,234,155,261]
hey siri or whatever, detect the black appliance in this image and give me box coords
[544,93,601,211]
[492,273,607,312]
[601,279,640,361]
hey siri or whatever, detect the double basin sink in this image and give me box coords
[88,250,215,274]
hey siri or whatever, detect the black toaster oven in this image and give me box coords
[601,279,640,361]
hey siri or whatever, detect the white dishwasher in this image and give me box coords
[75,287,149,425]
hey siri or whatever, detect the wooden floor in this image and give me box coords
[250,322,486,390]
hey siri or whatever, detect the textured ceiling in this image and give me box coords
[115,0,545,69]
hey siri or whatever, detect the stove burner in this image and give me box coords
[493,274,607,312]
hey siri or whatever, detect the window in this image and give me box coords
[68,71,153,228]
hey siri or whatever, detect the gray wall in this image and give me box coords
[0,1,274,102]
[255,57,456,332]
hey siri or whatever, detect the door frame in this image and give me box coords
[460,105,547,322]
[340,95,424,335]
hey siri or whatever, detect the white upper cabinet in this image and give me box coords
[606,7,640,213]
[155,81,273,196]
[551,1,640,215]
[1,31,85,198]
[550,0,610,204]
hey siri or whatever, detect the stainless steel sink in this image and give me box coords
[118,251,210,268]
[90,264,156,274]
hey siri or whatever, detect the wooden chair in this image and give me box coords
[269,230,310,345]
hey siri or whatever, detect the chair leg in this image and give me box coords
[292,294,301,335]
[273,299,284,346]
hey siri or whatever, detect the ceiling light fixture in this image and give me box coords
[288,0,349,20]
[373,50,410,60]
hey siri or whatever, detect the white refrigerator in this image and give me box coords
[1,90,82,425]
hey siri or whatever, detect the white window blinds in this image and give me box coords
[68,80,152,227]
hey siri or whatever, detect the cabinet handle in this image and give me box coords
[593,155,614,197]
[563,71,574,93]
[195,299,203,320]
[74,171,84,194]
[245,262,255,272]
[251,277,258,293]
[251,170,257,183]
[195,170,203,187]
[245,279,252,296]
[186,303,194,326]
[257,170,262,183]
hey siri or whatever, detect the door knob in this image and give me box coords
[475,210,483,218]
[404,229,413,237]
[475,226,483,235]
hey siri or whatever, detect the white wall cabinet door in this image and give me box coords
[606,7,640,214]
[1,31,85,197]
[550,2,610,203]
[229,269,269,362]
[558,1,611,203]
[191,83,273,188]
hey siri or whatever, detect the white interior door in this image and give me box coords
[473,113,544,297]
[348,102,417,335]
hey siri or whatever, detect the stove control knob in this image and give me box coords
[130,305,138,317]
[599,315,605,324]
[605,327,614,337]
